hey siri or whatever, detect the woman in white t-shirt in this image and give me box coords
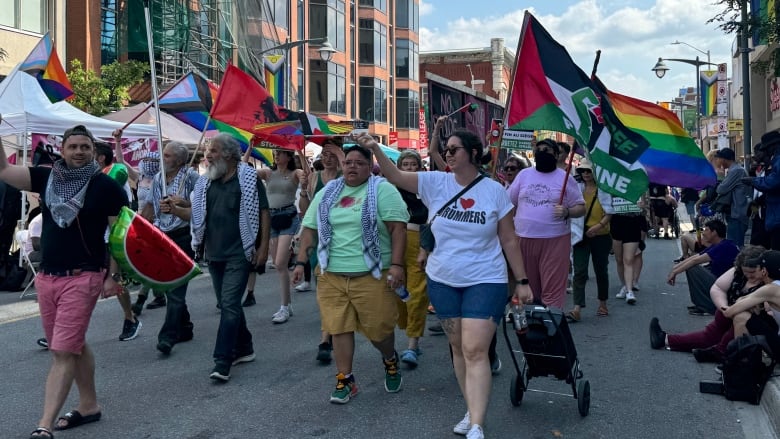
[358,130,532,439]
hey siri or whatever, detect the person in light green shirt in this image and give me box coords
[292,145,409,404]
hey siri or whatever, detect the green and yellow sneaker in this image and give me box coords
[383,352,403,393]
[330,373,358,404]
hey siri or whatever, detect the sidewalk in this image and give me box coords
[674,215,779,437]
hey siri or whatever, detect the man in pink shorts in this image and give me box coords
[0,121,128,439]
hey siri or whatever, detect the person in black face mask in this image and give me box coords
[506,139,586,310]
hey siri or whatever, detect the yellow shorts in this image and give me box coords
[317,270,398,342]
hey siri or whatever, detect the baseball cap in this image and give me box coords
[62,125,95,143]
[576,159,593,172]
[749,250,780,280]
[714,147,735,161]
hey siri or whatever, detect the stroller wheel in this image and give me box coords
[510,374,525,407]
[577,379,591,417]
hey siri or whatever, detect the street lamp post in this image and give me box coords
[257,37,336,110]
[671,40,710,65]
[652,56,716,149]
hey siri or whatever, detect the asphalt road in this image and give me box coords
[0,233,775,439]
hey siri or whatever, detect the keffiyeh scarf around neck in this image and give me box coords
[190,162,260,262]
[45,159,100,228]
[317,175,383,279]
[150,166,194,230]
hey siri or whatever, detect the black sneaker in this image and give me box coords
[131,296,146,316]
[317,342,333,364]
[36,337,48,349]
[428,322,445,336]
[119,318,142,341]
[157,340,172,355]
[210,363,230,382]
[242,292,256,307]
[146,296,166,309]
[649,317,666,350]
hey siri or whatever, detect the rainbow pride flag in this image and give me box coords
[20,33,73,102]
[157,72,273,165]
[700,70,718,117]
[264,54,286,107]
[602,84,717,190]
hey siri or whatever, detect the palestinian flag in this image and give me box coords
[506,12,649,202]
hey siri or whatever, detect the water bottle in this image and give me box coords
[387,275,410,302]
[511,298,528,334]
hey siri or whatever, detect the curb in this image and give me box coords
[764,377,780,437]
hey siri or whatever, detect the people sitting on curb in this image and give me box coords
[649,245,765,363]
[722,249,780,356]
[666,219,739,316]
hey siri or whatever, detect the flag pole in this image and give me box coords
[143,0,167,195]
[446,103,471,118]
[498,14,528,181]
[117,73,189,132]
[188,114,212,168]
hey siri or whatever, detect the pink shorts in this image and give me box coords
[35,271,104,354]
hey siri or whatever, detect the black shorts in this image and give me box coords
[610,214,644,243]
[651,199,674,220]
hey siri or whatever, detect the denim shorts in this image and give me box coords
[426,277,508,323]
[271,210,301,238]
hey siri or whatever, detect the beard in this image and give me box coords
[206,159,228,181]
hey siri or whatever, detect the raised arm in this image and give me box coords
[429,116,448,171]
[0,121,32,191]
[112,128,140,182]
[356,133,418,194]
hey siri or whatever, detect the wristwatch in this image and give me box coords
[518,278,530,285]
[111,272,122,282]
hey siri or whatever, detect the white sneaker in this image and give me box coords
[632,283,640,291]
[626,291,637,305]
[453,412,471,435]
[272,307,291,324]
[294,281,311,292]
[466,424,484,439]
[616,286,628,299]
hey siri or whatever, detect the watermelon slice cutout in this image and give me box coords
[109,206,201,290]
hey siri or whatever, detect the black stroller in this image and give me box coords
[502,305,591,416]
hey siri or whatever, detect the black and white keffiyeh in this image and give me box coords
[45,159,101,228]
[139,151,160,178]
[150,166,197,231]
[317,175,383,279]
[190,162,260,262]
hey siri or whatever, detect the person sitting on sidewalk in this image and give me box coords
[649,245,765,363]
[667,219,739,316]
[722,250,780,356]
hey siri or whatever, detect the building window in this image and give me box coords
[358,19,386,68]
[261,0,288,29]
[395,0,418,31]
[101,0,119,64]
[395,39,418,81]
[359,77,387,122]
[396,89,419,129]
[1,0,47,33]
[310,60,346,115]
[311,0,346,52]
[358,0,387,13]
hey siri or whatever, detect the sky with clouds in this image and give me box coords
[419,0,736,104]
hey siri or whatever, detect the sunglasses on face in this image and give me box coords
[579,169,592,174]
[504,166,518,172]
[444,146,465,156]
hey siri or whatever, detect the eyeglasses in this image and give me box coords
[503,166,518,172]
[444,146,465,156]
[578,169,592,174]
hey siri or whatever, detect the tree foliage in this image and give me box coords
[67,59,148,116]
[707,0,780,75]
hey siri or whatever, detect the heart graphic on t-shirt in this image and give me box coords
[460,198,475,209]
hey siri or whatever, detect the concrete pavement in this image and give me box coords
[0,232,777,438]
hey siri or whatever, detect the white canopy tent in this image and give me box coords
[0,70,158,141]
[101,103,203,146]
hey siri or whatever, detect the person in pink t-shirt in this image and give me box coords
[507,139,585,309]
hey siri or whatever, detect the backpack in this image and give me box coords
[721,334,777,405]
